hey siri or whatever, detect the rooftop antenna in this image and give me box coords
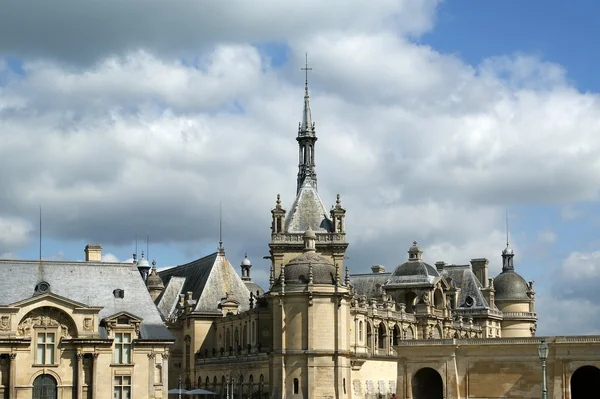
[219,201,223,249]
[135,234,138,258]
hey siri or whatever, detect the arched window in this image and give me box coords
[249,374,254,391]
[366,323,373,351]
[293,378,299,394]
[359,321,363,341]
[205,376,209,388]
[197,377,202,388]
[251,321,256,344]
[406,327,414,340]
[434,289,445,310]
[405,292,417,313]
[243,325,248,347]
[226,329,231,348]
[378,323,386,349]
[393,324,401,345]
[234,328,240,348]
[213,376,218,390]
[33,374,57,399]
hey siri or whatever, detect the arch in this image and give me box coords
[377,323,387,349]
[234,327,240,348]
[393,324,401,345]
[226,328,231,347]
[243,324,248,347]
[30,369,62,386]
[412,367,443,399]
[251,320,256,344]
[366,322,373,351]
[433,289,445,310]
[359,321,363,342]
[406,326,414,340]
[205,376,209,388]
[213,376,218,390]
[571,365,600,399]
[32,374,57,399]
[293,378,299,394]
[197,376,202,388]
[405,292,417,313]
[17,306,78,338]
[432,325,442,339]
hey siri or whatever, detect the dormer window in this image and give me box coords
[117,318,129,325]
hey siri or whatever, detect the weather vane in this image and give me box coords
[301,52,312,85]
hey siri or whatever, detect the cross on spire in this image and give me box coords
[301,53,312,87]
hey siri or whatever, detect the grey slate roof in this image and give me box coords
[389,260,440,284]
[158,250,251,316]
[284,180,333,233]
[350,272,391,298]
[442,265,491,309]
[493,270,530,301]
[0,259,174,341]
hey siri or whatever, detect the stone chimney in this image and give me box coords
[470,258,489,287]
[371,265,385,274]
[435,261,447,272]
[84,244,102,262]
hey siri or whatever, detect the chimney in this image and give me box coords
[371,265,385,274]
[435,261,447,272]
[84,244,102,262]
[470,258,489,287]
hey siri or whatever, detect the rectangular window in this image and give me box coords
[114,376,131,399]
[114,333,132,364]
[36,332,55,364]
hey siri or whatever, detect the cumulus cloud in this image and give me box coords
[0,0,599,334]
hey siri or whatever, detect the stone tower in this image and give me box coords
[268,228,353,398]
[268,69,348,273]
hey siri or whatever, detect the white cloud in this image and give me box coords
[101,253,121,263]
[537,229,557,245]
[0,0,599,334]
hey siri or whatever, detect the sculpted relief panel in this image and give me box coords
[16,306,77,338]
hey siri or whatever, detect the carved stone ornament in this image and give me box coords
[421,292,430,305]
[16,306,76,338]
[83,318,94,332]
[0,315,10,331]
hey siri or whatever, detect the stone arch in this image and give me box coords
[571,365,600,399]
[243,324,248,347]
[433,288,445,310]
[213,376,218,390]
[205,376,209,388]
[366,322,373,351]
[377,323,387,349]
[17,306,78,338]
[393,324,401,345]
[405,326,415,340]
[405,291,417,313]
[412,367,443,399]
[432,325,442,339]
[32,373,57,399]
[30,369,63,386]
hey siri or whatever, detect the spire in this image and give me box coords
[297,53,318,194]
[501,210,515,272]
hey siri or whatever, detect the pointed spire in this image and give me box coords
[300,52,313,134]
[296,53,318,194]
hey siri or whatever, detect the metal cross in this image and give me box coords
[301,53,312,85]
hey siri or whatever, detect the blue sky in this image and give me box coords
[1,1,600,334]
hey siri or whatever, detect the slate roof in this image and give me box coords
[350,272,391,298]
[442,265,492,309]
[0,259,174,341]
[284,180,333,233]
[158,249,251,316]
[389,260,440,284]
[493,270,530,301]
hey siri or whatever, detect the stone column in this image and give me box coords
[148,353,155,398]
[91,353,99,399]
[9,353,16,399]
[162,353,169,398]
[76,353,83,399]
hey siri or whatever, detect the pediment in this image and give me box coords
[9,292,101,311]
[102,311,143,324]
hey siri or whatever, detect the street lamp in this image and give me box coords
[537,339,549,399]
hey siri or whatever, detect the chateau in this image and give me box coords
[147,75,600,399]
[1,74,599,399]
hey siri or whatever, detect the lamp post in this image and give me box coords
[537,339,549,399]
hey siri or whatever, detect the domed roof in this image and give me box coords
[390,241,439,283]
[282,251,337,285]
[137,251,150,268]
[147,264,164,289]
[494,271,529,300]
[241,254,252,267]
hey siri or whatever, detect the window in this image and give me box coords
[37,332,55,364]
[114,376,131,399]
[114,333,132,364]
[293,378,299,394]
[359,321,363,341]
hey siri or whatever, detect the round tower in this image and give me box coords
[146,260,164,302]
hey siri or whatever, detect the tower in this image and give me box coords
[268,56,348,272]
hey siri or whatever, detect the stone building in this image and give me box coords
[0,246,174,398]
[151,73,600,399]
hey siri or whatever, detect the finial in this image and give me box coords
[301,52,312,89]
[219,201,223,249]
[344,265,350,286]
[336,193,341,206]
[269,264,275,287]
[413,240,417,246]
[505,209,509,247]
[152,259,156,267]
[280,263,285,290]
[276,194,281,206]
[308,262,313,284]
[335,262,341,285]
[141,250,145,259]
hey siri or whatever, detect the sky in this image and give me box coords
[1,0,599,336]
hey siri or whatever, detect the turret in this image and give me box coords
[137,251,151,281]
[147,260,164,302]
